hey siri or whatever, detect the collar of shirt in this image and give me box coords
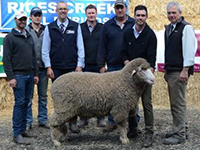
[170,23,176,31]
[87,21,96,33]
[57,18,69,29]
[15,28,27,37]
[133,24,143,39]
[114,15,128,29]
[28,23,44,37]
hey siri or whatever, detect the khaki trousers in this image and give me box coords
[166,71,188,139]
[141,84,154,134]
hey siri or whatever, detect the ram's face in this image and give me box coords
[132,67,155,85]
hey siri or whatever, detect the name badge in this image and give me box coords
[66,30,75,34]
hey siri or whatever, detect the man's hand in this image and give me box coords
[124,60,129,65]
[179,67,189,82]
[9,79,17,88]
[100,67,107,73]
[47,67,54,79]
[75,66,82,72]
[150,67,155,74]
[34,76,39,84]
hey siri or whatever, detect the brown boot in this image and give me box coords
[21,131,37,138]
[13,135,31,145]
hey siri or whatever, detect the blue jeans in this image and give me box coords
[13,74,34,137]
[27,68,48,125]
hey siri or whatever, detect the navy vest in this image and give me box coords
[48,19,78,69]
[81,22,103,65]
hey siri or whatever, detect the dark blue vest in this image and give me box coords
[48,19,78,69]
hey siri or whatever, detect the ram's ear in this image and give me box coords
[131,66,142,76]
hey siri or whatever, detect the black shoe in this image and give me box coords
[21,131,37,138]
[165,132,174,138]
[13,135,31,145]
[142,134,153,147]
[127,128,138,138]
[165,132,188,140]
[39,123,50,129]
[69,123,80,133]
[162,136,185,145]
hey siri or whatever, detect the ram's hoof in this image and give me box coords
[53,140,61,147]
[120,137,130,145]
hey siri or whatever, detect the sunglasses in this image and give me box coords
[115,5,125,9]
[18,17,27,21]
[33,14,42,17]
[136,14,146,17]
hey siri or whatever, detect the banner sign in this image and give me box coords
[0,0,128,32]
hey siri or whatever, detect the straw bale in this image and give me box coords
[0,78,13,110]
[129,0,200,30]
[1,72,199,112]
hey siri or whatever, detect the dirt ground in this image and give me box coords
[0,108,200,150]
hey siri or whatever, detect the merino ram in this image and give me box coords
[50,58,155,146]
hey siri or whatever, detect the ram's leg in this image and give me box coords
[117,121,130,145]
[111,109,129,145]
[50,112,73,146]
[51,124,68,147]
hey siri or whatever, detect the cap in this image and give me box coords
[30,7,42,16]
[15,11,27,19]
[114,0,127,7]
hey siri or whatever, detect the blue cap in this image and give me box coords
[30,7,42,15]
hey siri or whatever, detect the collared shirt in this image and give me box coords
[182,25,197,67]
[87,21,96,33]
[132,24,143,39]
[114,16,128,29]
[57,19,68,32]
[169,23,176,34]
[42,18,85,68]
[15,28,27,37]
